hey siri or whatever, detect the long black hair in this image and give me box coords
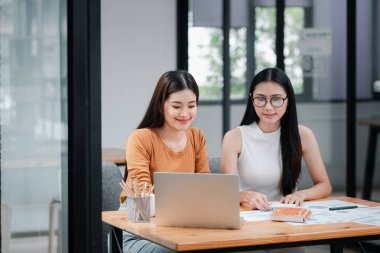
[137,70,199,129]
[240,67,302,196]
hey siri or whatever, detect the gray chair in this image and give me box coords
[209,157,221,174]
[102,161,123,253]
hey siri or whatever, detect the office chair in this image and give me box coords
[209,157,221,174]
[102,161,123,253]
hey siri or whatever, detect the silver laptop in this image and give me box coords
[154,172,241,229]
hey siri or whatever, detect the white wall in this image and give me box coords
[101,0,176,149]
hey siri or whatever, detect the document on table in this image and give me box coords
[240,202,298,221]
[303,200,366,212]
[337,207,380,226]
[240,210,272,221]
[288,200,380,226]
[240,200,380,227]
[270,201,297,209]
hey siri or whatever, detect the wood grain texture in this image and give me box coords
[102,148,126,165]
[102,196,380,251]
[358,119,380,128]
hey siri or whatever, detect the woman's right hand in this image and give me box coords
[240,191,272,211]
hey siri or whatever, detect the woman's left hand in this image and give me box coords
[280,192,305,206]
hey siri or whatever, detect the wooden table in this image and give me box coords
[359,119,380,200]
[102,148,126,166]
[102,196,380,253]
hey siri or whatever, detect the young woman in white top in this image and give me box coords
[221,67,332,211]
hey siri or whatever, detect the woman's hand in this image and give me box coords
[240,191,272,211]
[280,192,305,206]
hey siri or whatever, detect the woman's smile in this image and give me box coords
[176,118,191,124]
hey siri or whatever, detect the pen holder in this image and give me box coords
[126,196,150,223]
[149,194,155,217]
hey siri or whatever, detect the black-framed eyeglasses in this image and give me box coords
[251,96,288,108]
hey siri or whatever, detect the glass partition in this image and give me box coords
[1,0,66,252]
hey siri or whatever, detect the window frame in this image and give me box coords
[178,0,315,105]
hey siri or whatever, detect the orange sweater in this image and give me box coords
[120,127,210,203]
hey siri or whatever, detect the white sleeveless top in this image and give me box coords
[237,122,282,201]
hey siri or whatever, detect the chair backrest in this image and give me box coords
[102,161,123,253]
[209,157,221,174]
[102,161,123,211]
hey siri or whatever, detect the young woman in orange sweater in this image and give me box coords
[119,70,210,253]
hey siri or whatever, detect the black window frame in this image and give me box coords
[178,0,315,106]
[67,0,102,252]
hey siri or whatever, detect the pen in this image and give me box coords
[329,205,358,211]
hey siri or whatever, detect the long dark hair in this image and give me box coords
[137,70,199,129]
[240,67,302,196]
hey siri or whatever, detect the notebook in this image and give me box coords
[154,172,241,229]
[271,207,312,223]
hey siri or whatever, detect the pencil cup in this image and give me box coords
[127,196,150,223]
[150,194,155,217]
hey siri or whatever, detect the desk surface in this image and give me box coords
[101,147,126,166]
[358,119,380,128]
[102,196,380,252]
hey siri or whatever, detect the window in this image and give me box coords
[189,26,223,100]
[183,0,313,101]
[1,0,65,251]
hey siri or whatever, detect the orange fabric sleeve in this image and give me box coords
[120,130,153,203]
[191,128,210,173]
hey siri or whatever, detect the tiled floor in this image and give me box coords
[7,189,380,253]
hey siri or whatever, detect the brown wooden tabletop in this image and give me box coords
[358,119,380,128]
[102,196,380,252]
[101,147,126,166]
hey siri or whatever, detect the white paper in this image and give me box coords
[240,210,272,221]
[287,201,379,226]
[336,207,380,226]
[240,200,380,227]
[303,200,366,210]
[299,28,332,56]
[270,201,297,209]
[240,202,298,221]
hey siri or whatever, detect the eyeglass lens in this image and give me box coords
[253,97,286,107]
